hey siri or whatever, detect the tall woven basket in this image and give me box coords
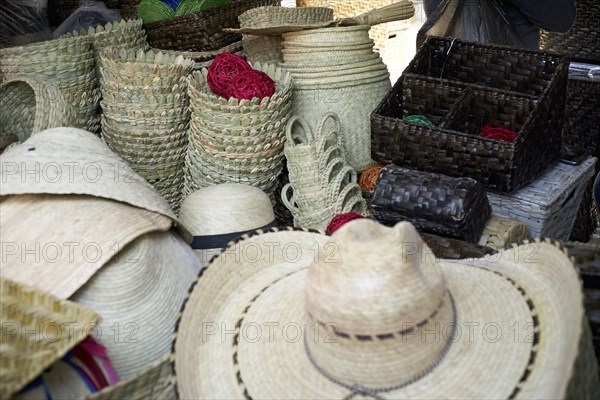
[296,0,391,51]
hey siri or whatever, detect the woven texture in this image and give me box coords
[98,48,195,212]
[144,0,279,52]
[52,0,123,25]
[0,78,78,143]
[562,77,600,160]
[153,41,244,69]
[488,158,598,241]
[371,164,491,243]
[183,62,292,201]
[296,0,391,51]
[0,278,100,399]
[0,35,101,134]
[121,0,142,19]
[540,0,600,63]
[477,216,531,250]
[281,113,370,231]
[372,36,569,193]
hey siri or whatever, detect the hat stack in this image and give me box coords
[98,48,195,212]
[183,62,293,202]
[61,19,149,78]
[0,35,101,134]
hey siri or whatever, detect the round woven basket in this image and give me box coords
[0,78,78,143]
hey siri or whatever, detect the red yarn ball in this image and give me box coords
[207,52,252,99]
[326,213,366,235]
[231,69,276,102]
[479,124,518,142]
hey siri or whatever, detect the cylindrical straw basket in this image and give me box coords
[296,0,391,51]
[0,78,78,144]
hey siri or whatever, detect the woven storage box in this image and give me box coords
[143,0,278,52]
[540,0,600,64]
[296,0,391,51]
[371,164,492,243]
[487,157,597,241]
[372,36,570,193]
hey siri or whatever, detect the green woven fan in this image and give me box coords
[137,0,176,24]
[175,0,232,17]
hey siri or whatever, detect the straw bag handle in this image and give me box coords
[337,1,415,27]
[336,184,366,214]
[285,115,315,146]
[281,183,301,215]
[327,165,358,204]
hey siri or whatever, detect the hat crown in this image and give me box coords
[306,220,446,335]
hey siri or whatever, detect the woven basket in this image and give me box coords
[488,157,598,241]
[143,0,279,52]
[372,36,569,193]
[121,0,142,19]
[296,0,391,51]
[540,0,600,63]
[0,278,100,399]
[0,78,78,143]
[477,216,531,250]
[371,164,492,243]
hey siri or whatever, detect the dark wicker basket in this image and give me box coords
[540,0,600,63]
[143,0,278,52]
[120,0,141,19]
[563,77,600,159]
[371,164,492,243]
[372,36,569,193]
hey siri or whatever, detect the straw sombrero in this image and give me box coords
[179,184,277,264]
[173,220,600,399]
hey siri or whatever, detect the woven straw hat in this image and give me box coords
[173,219,600,399]
[179,183,277,264]
[71,230,201,380]
[0,278,100,399]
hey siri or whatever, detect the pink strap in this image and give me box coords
[77,337,120,386]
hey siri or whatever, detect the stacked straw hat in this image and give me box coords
[1,127,201,381]
[0,35,101,134]
[0,278,100,399]
[281,25,392,172]
[98,48,195,212]
[183,62,293,202]
[281,113,370,230]
[61,19,150,78]
[0,78,78,144]
[179,183,278,264]
[172,219,600,398]
[237,6,334,64]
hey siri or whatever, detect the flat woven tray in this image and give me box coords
[371,164,491,243]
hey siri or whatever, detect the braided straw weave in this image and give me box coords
[281,25,390,172]
[184,61,292,201]
[0,78,77,143]
[371,164,492,243]
[487,157,598,241]
[153,41,244,69]
[281,113,369,230]
[0,278,100,399]
[0,35,100,133]
[477,215,531,250]
[98,48,194,212]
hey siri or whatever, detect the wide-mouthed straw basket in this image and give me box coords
[296,0,391,51]
[0,278,100,399]
[372,36,569,193]
[0,78,78,143]
[143,0,279,52]
[371,164,492,243]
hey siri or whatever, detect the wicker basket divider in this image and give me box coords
[143,0,279,52]
[98,48,194,212]
[0,35,101,133]
[0,278,100,399]
[296,0,391,52]
[0,78,78,144]
[540,0,600,63]
[487,157,598,241]
[371,36,570,193]
[183,62,292,202]
[370,164,492,243]
[281,113,370,231]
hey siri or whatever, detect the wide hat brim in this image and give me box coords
[173,224,596,399]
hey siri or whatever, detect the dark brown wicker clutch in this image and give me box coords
[371,36,570,193]
[143,0,278,52]
[371,164,491,243]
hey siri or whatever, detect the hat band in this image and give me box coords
[303,291,457,397]
[190,220,278,250]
